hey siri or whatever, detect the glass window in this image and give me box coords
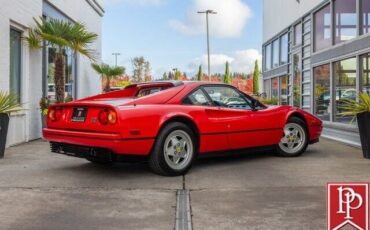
[280,75,288,105]
[334,58,357,124]
[293,53,301,107]
[362,0,370,35]
[334,0,357,44]
[314,4,332,52]
[265,44,272,70]
[271,77,279,99]
[361,53,370,94]
[272,39,280,68]
[9,29,22,102]
[280,33,288,65]
[294,23,302,45]
[203,86,252,110]
[263,79,271,99]
[183,89,211,106]
[314,64,331,121]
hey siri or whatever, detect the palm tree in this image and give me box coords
[25,17,98,103]
[91,63,125,92]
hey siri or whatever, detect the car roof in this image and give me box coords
[126,81,225,89]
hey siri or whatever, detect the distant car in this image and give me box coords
[43,81,322,176]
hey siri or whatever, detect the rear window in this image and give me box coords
[136,87,168,98]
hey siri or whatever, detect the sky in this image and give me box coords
[102,0,262,79]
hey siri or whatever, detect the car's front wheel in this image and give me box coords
[277,117,308,157]
[149,122,196,176]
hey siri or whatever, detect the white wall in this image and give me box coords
[263,0,326,42]
[0,0,43,146]
[0,0,103,147]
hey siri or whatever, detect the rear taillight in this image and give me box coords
[48,107,63,122]
[98,109,117,125]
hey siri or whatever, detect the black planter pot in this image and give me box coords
[357,112,370,159]
[0,113,10,159]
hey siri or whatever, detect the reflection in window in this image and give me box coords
[334,0,357,44]
[314,4,332,52]
[362,53,370,94]
[293,53,301,107]
[271,77,279,99]
[280,75,288,105]
[265,44,271,70]
[272,39,279,68]
[294,23,302,46]
[280,33,288,65]
[264,79,271,99]
[183,89,210,106]
[10,29,22,102]
[314,64,331,121]
[334,58,357,124]
[362,0,370,35]
[47,48,75,101]
[203,86,252,110]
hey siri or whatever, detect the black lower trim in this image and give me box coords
[198,145,276,159]
[50,142,146,163]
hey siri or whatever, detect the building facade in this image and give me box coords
[0,0,104,147]
[262,0,370,147]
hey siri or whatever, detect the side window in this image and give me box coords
[203,86,252,110]
[183,89,211,106]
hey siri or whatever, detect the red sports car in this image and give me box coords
[43,81,322,176]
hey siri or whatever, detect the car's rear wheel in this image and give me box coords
[277,117,308,157]
[149,122,196,176]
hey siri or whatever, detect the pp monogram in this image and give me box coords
[328,183,369,230]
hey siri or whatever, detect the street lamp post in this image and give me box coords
[112,52,121,66]
[198,10,217,78]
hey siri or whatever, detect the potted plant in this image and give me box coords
[0,91,21,158]
[341,93,370,159]
[25,17,98,104]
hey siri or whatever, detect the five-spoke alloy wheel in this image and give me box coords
[277,117,308,157]
[149,122,197,176]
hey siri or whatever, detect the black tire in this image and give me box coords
[149,122,197,176]
[276,117,309,157]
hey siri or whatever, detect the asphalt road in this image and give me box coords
[0,138,369,230]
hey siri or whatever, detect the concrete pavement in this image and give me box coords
[0,138,369,229]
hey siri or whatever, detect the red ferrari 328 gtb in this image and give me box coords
[43,81,322,176]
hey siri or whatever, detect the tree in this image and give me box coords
[174,70,181,80]
[132,56,151,82]
[25,17,97,103]
[144,61,151,82]
[162,72,168,80]
[91,63,125,92]
[224,62,231,84]
[253,60,260,94]
[197,65,203,81]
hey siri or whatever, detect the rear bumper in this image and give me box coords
[43,128,154,156]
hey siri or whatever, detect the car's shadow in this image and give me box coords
[53,148,319,177]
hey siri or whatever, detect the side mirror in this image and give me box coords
[251,100,258,111]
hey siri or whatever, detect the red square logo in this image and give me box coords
[328,183,369,230]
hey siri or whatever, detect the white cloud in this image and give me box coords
[188,49,261,74]
[169,0,252,38]
[105,0,165,6]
